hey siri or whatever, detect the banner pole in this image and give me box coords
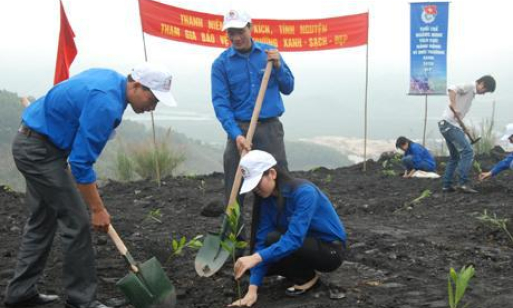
[363,10,370,172]
[423,94,428,146]
[137,0,161,187]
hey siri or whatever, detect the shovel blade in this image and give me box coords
[117,257,176,308]
[194,233,231,277]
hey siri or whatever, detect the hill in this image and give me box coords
[1,156,512,307]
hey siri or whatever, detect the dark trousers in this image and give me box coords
[264,232,345,285]
[4,132,97,305]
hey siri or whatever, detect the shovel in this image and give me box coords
[195,61,274,277]
[108,225,176,308]
[449,106,481,144]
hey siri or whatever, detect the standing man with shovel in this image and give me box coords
[438,75,496,193]
[4,63,175,308]
[211,10,294,235]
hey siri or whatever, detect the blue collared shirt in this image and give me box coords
[250,181,347,286]
[405,142,436,171]
[211,41,294,140]
[22,68,128,184]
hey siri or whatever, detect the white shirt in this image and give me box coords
[442,83,476,125]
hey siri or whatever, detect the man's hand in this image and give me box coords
[76,182,111,233]
[479,171,492,181]
[234,254,262,280]
[235,135,251,154]
[91,208,111,233]
[265,49,281,70]
[228,285,258,307]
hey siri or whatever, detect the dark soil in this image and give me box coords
[2,151,513,308]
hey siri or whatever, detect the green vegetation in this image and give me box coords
[477,209,513,244]
[220,202,248,306]
[473,160,482,174]
[170,235,203,257]
[114,148,135,182]
[447,265,475,308]
[470,118,495,155]
[144,208,163,224]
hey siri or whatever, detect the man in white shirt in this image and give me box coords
[438,75,496,193]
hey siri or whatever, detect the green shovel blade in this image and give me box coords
[117,257,176,308]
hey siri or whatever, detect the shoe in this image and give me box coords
[65,300,112,308]
[442,186,456,193]
[285,274,320,297]
[456,185,478,194]
[4,294,60,307]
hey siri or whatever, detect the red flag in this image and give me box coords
[54,0,77,85]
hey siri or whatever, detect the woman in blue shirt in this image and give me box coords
[479,124,513,181]
[229,150,346,307]
[396,136,436,178]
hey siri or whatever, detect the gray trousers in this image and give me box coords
[5,132,97,305]
[223,118,288,206]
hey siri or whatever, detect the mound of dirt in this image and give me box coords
[1,155,513,308]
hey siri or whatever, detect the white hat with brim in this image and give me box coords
[131,62,177,107]
[222,10,251,31]
[239,150,277,194]
[500,123,513,141]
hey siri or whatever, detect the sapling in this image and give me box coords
[411,189,432,204]
[477,209,513,244]
[144,208,163,223]
[473,160,482,174]
[220,201,248,306]
[447,265,475,308]
[166,234,203,264]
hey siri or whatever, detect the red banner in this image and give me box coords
[138,0,368,52]
[54,0,77,85]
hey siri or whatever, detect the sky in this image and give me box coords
[1,0,512,144]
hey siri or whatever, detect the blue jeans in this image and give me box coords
[402,156,433,172]
[438,120,474,187]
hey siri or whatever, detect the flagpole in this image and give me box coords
[363,10,370,172]
[422,94,428,146]
[136,0,161,187]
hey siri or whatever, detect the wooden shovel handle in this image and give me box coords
[226,61,273,214]
[108,225,139,273]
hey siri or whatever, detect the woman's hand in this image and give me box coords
[228,285,258,307]
[479,171,492,181]
[234,254,262,280]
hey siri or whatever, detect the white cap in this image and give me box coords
[239,150,277,194]
[131,62,177,107]
[500,123,513,141]
[222,10,251,31]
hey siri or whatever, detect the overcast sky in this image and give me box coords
[1,0,511,142]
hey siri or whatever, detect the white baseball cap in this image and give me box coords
[500,123,513,141]
[222,10,251,31]
[239,150,277,194]
[131,62,177,107]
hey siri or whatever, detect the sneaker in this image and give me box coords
[456,185,478,194]
[442,186,456,193]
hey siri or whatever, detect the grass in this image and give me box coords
[477,209,513,244]
[448,265,475,308]
[469,118,495,155]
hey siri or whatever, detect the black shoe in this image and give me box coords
[4,294,60,307]
[65,300,112,308]
[442,186,456,193]
[456,185,478,194]
[285,274,320,297]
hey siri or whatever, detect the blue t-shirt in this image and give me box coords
[211,41,294,140]
[250,181,347,286]
[22,68,128,184]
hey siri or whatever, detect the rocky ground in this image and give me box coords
[1,149,513,308]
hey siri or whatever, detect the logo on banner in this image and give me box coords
[421,5,438,24]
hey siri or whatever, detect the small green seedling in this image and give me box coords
[448,265,475,308]
[324,174,333,183]
[397,189,432,212]
[172,235,203,256]
[144,208,163,223]
[477,209,513,244]
[220,202,248,306]
[382,170,397,177]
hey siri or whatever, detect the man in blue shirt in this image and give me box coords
[479,123,513,181]
[211,9,294,209]
[4,63,175,308]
